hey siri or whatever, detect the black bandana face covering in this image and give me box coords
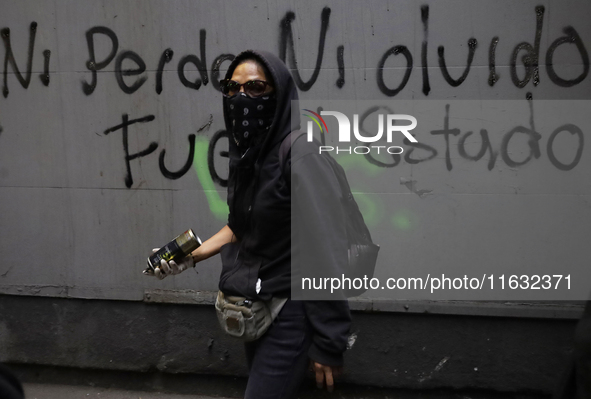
[228,92,276,148]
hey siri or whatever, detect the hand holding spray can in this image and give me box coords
[145,229,202,274]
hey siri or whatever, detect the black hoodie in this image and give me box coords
[219,50,351,367]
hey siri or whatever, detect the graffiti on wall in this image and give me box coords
[2,6,589,97]
[0,5,589,223]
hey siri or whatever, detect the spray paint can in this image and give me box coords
[146,229,202,273]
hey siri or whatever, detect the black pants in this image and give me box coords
[0,364,24,399]
[244,300,313,399]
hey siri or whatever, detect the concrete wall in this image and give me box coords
[1,0,590,301]
[0,0,590,393]
[0,295,578,395]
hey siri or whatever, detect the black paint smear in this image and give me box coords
[421,5,430,95]
[279,7,331,91]
[430,104,460,170]
[115,50,147,94]
[159,134,196,179]
[336,45,345,88]
[437,38,477,87]
[377,45,412,97]
[527,91,536,138]
[211,53,235,92]
[503,94,541,167]
[532,6,544,86]
[196,114,213,133]
[546,124,584,171]
[103,114,157,188]
[155,48,174,94]
[0,125,3,134]
[488,37,499,86]
[104,114,154,134]
[546,26,589,87]
[403,138,438,164]
[207,129,230,187]
[82,26,118,95]
[39,49,50,86]
[499,94,541,168]
[177,29,208,90]
[500,125,542,167]
[510,6,544,88]
[1,22,37,98]
[457,129,498,170]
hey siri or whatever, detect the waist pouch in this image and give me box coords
[215,291,287,341]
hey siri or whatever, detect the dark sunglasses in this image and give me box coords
[219,79,272,98]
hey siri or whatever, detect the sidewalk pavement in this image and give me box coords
[14,364,549,399]
[22,381,550,399]
[23,383,235,399]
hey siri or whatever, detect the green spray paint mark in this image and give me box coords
[192,136,386,227]
[193,137,229,221]
[391,211,412,231]
[351,191,383,228]
[333,154,386,229]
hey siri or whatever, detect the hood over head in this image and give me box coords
[223,50,299,162]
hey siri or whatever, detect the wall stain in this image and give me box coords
[400,178,433,198]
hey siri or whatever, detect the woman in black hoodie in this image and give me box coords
[150,50,351,399]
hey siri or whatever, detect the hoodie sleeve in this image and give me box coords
[291,146,351,366]
[304,300,351,366]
